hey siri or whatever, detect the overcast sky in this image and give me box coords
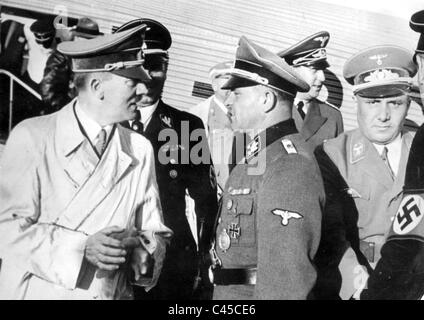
[318,0,422,20]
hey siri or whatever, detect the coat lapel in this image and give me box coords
[55,103,137,230]
[349,130,393,190]
[144,101,166,142]
[301,100,328,141]
[55,100,98,188]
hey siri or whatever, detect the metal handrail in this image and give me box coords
[0,69,41,134]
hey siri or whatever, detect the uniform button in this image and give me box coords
[170,158,177,164]
[185,245,190,251]
[169,169,178,179]
[226,199,233,210]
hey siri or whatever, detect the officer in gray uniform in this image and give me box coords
[211,36,325,300]
[361,10,424,300]
[278,31,344,149]
[313,45,417,299]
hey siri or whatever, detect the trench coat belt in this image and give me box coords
[213,268,257,285]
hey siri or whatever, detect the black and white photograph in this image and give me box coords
[0,0,423,306]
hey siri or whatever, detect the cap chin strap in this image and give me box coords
[144,48,168,55]
[73,59,145,73]
[230,68,296,97]
[293,48,327,66]
[209,68,233,79]
[231,68,269,85]
[352,77,413,95]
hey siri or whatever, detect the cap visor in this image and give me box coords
[74,31,103,39]
[311,59,329,70]
[112,66,151,82]
[221,75,259,90]
[356,83,411,98]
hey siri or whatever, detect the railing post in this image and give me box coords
[8,76,13,134]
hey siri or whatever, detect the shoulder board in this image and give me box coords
[281,138,298,154]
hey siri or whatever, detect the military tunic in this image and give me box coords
[313,129,413,299]
[293,98,344,150]
[362,124,424,300]
[212,119,324,300]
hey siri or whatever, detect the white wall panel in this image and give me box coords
[2,0,422,130]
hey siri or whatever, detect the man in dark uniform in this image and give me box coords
[211,36,325,300]
[278,31,344,149]
[361,10,424,300]
[115,18,218,300]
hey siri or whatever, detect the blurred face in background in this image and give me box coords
[212,74,231,103]
[294,65,326,101]
[136,54,168,107]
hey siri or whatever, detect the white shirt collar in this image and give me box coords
[137,100,160,128]
[75,101,113,145]
[373,133,403,176]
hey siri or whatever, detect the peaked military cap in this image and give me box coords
[410,10,424,62]
[58,24,151,81]
[209,61,233,79]
[343,45,417,97]
[114,18,171,55]
[72,17,103,39]
[30,18,56,43]
[221,36,309,96]
[277,31,330,69]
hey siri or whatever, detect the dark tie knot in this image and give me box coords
[132,110,144,134]
[297,101,306,119]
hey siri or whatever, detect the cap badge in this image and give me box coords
[314,36,329,47]
[364,69,400,83]
[246,136,261,159]
[272,209,303,226]
[369,54,388,66]
[312,48,326,58]
[218,228,231,251]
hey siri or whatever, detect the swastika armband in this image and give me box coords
[388,194,424,242]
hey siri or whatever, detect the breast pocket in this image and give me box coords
[235,196,256,246]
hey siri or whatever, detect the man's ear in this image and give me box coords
[263,89,277,113]
[211,77,220,93]
[89,77,104,100]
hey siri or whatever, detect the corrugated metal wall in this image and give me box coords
[3,0,422,130]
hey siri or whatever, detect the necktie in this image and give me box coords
[94,128,107,157]
[297,101,306,120]
[381,146,395,180]
[131,110,144,134]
